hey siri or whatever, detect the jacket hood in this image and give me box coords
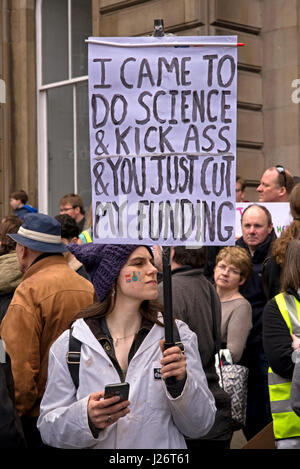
[286,288,300,302]
[0,251,23,294]
[71,314,166,361]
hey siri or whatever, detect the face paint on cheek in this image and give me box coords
[132,271,142,282]
[124,272,142,283]
[125,274,131,283]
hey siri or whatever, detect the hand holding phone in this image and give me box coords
[104,382,130,403]
[88,383,130,430]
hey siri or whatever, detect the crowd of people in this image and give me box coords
[0,165,300,450]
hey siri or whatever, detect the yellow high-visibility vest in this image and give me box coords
[268,293,300,439]
[79,230,92,244]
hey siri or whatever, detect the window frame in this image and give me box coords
[36,0,89,214]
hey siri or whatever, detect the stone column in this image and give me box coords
[262,0,300,179]
[9,0,37,208]
[0,0,12,218]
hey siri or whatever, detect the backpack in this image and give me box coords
[66,324,184,389]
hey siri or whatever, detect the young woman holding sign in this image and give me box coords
[37,243,215,449]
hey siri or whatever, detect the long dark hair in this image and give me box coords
[280,239,300,291]
[272,183,300,267]
[0,215,23,255]
[74,285,164,327]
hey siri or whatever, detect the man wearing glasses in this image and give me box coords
[59,193,87,233]
[257,165,294,202]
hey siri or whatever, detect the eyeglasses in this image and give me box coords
[60,206,75,213]
[216,263,241,276]
[275,165,287,188]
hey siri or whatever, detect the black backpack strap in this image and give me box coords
[66,328,82,389]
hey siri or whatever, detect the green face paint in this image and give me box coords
[132,271,141,281]
[132,271,138,281]
[125,272,141,283]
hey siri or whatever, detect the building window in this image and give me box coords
[36,0,92,216]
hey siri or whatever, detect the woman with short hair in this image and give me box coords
[214,246,252,364]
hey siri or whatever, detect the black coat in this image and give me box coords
[263,287,299,380]
[0,293,14,326]
[262,256,282,301]
[236,230,276,346]
[0,351,26,448]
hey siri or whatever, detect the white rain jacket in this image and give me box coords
[37,317,216,449]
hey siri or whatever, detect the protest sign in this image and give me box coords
[235,202,292,239]
[88,35,237,245]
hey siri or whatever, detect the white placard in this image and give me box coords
[88,36,238,245]
[235,202,292,239]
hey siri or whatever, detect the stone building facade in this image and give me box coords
[0,0,300,217]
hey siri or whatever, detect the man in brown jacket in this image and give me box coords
[0,213,94,447]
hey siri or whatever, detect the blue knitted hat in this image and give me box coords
[67,243,152,302]
[8,213,67,253]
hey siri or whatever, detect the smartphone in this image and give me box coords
[104,382,130,402]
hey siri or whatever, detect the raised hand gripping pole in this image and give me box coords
[162,246,174,349]
[162,246,176,386]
